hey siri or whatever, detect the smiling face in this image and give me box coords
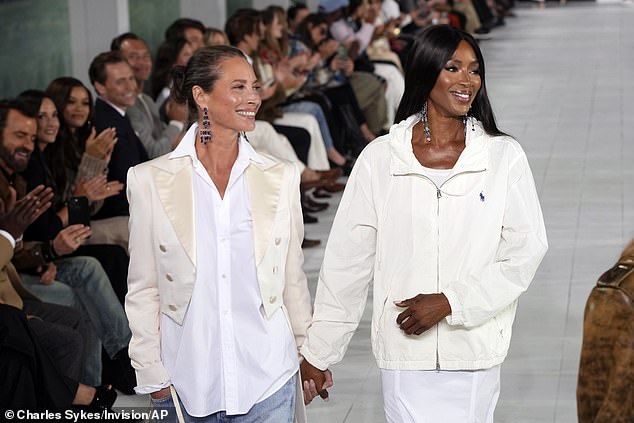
[0,109,36,173]
[37,97,60,145]
[94,61,138,110]
[428,40,482,118]
[119,38,152,83]
[196,56,261,137]
[63,86,91,130]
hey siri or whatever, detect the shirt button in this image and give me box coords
[272,265,278,275]
[166,273,173,281]
[159,244,167,252]
[221,274,227,279]
[169,305,177,311]
[269,296,277,304]
[275,237,281,246]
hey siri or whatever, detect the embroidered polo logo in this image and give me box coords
[479,191,485,202]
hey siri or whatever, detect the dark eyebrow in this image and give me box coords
[447,58,480,66]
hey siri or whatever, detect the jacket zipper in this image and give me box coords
[436,187,441,370]
[410,170,485,371]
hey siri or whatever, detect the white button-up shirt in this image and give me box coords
[156,131,298,417]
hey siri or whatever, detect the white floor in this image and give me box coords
[117,3,634,422]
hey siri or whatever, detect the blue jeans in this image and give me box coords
[151,374,297,423]
[21,256,131,386]
[282,101,335,150]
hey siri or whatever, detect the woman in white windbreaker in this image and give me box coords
[298,25,548,422]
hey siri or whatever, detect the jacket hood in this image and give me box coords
[388,113,488,177]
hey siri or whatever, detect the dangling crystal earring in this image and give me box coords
[422,102,431,143]
[200,107,212,144]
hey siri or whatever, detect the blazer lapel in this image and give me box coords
[153,158,196,266]
[246,162,284,265]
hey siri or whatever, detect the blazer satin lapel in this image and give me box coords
[246,163,284,265]
[154,164,196,266]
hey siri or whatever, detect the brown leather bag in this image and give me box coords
[577,239,634,423]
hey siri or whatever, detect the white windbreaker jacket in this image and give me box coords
[301,114,548,371]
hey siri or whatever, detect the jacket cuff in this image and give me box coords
[299,346,329,371]
[443,289,464,326]
[133,361,171,389]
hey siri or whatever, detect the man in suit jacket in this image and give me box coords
[111,33,188,159]
[89,51,149,219]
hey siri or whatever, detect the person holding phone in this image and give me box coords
[8,93,135,392]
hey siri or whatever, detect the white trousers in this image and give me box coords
[274,112,330,171]
[373,63,404,129]
[381,366,500,423]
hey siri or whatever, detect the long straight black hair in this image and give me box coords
[395,25,506,137]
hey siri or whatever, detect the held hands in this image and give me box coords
[300,358,333,405]
[395,293,452,336]
[85,127,117,161]
[52,224,92,256]
[150,387,171,400]
[0,185,53,239]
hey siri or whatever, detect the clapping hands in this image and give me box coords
[0,185,53,239]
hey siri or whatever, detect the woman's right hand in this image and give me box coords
[74,175,123,203]
[52,224,92,256]
[85,127,117,160]
[150,387,171,400]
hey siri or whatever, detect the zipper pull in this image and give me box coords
[437,188,442,199]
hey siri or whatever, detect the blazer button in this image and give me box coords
[269,296,277,304]
[272,265,278,275]
[166,273,174,281]
[169,305,177,311]
[275,237,281,246]
[159,244,167,252]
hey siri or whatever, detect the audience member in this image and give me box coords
[111,33,187,158]
[151,37,195,108]
[18,90,130,306]
[204,27,229,46]
[44,77,129,250]
[89,51,149,220]
[165,17,206,51]
[0,98,133,391]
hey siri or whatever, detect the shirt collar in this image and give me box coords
[170,122,266,168]
[99,97,126,116]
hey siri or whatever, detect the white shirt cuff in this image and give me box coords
[134,381,172,395]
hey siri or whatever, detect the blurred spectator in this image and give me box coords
[111,32,187,158]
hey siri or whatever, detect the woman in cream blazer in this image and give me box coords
[125,46,326,422]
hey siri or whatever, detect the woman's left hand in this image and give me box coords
[395,293,452,335]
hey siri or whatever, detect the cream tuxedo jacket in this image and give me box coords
[124,141,312,416]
